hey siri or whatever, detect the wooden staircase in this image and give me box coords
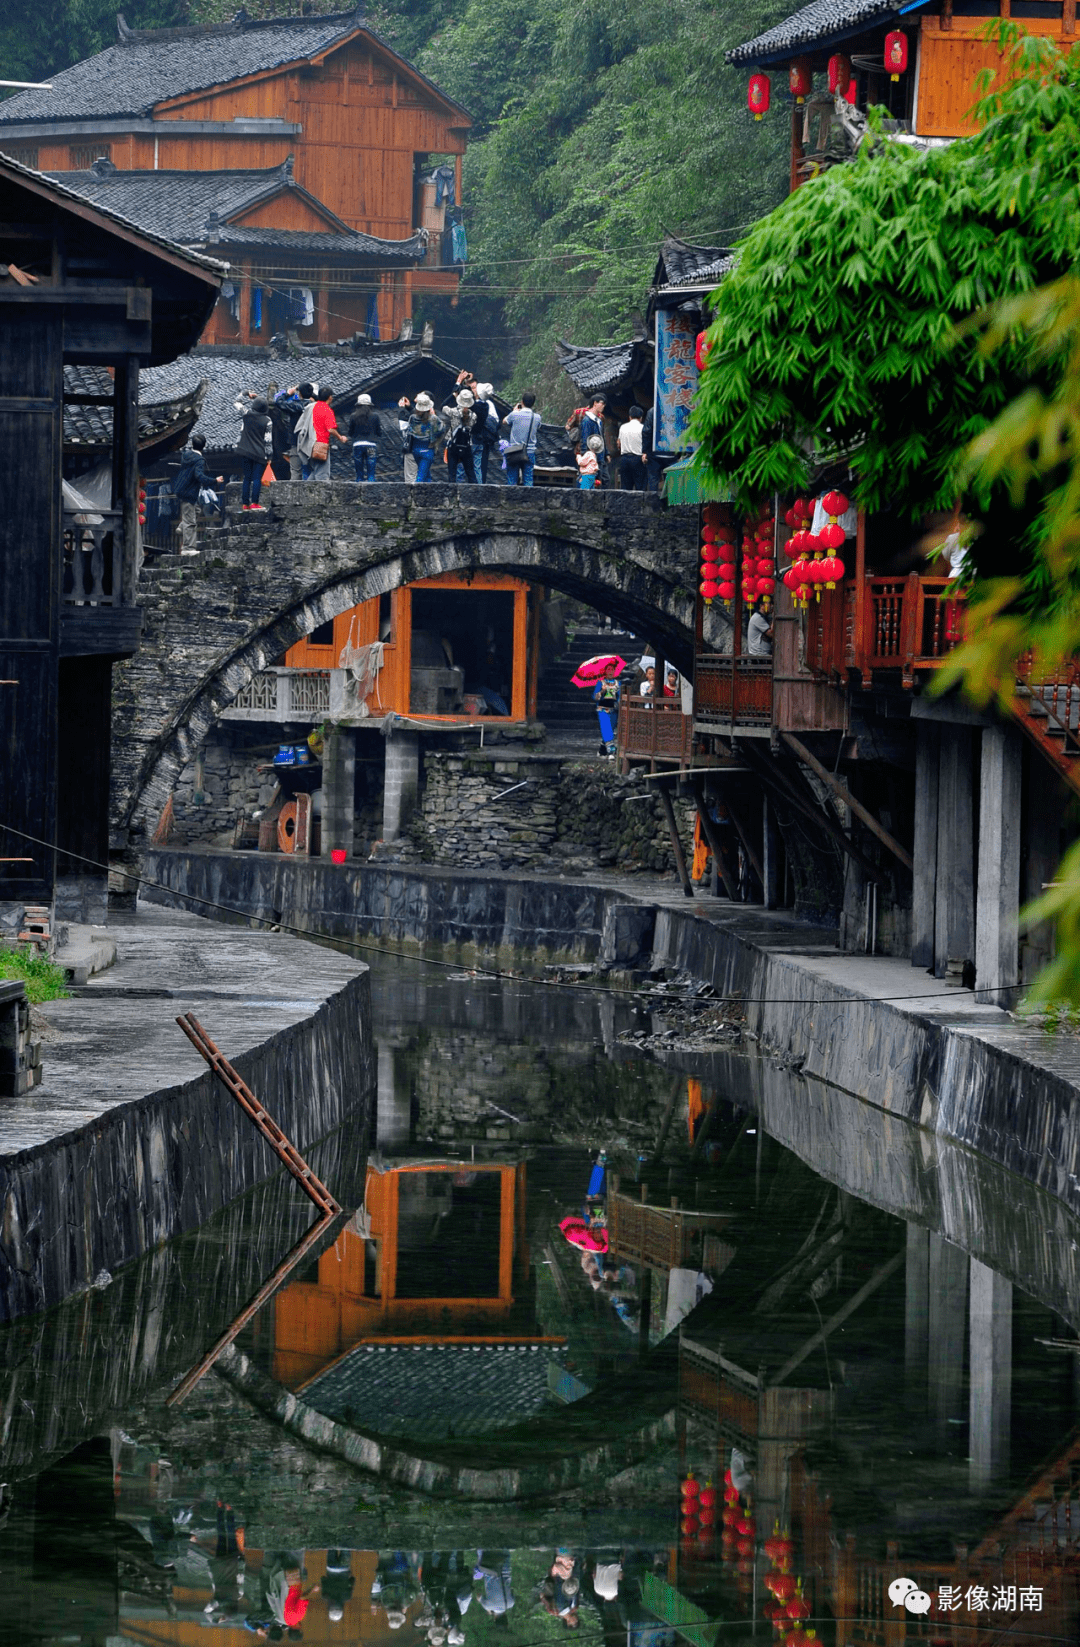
[1011,666,1080,795]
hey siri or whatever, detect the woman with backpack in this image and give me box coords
[443,387,480,483]
[473,381,499,482]
[235,393,271,511]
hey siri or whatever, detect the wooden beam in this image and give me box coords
[740,742,887,886]
[659,780,694,897]
[691,779,738,900]
[780,731,914,871]
[723,790,765,889]
[771,1249,904,1385]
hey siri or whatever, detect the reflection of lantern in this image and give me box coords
[681,1516,698,1538]
[770,1573,797,1604]
[748,72,771,119]
[789,57,811,102]
[699,1483,718,1510]
[681,1473,699,1503]
[884,30,908,79]
[786,1587,811,1623]
[828,53,851,95]
[765,1524,794,1566]
[737,1537,755,1557]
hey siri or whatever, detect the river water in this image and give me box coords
[2,959,1078,1646]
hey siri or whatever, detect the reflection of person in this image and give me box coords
[203,1501,244,1619]
[472,1551,514,1617]
[323,1549,356,1624]
[266,1554,318,1633]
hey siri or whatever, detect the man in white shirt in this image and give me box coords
[747,600,773,656]
[617,405,646,491]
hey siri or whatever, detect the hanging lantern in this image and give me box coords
[786,1586,811,1623]
[828,52,851,95]
[820,554,844,589]
[789,57,812,102]
[700,579,721,604]
[771,1573,797,1604]
[791,528,814,557]
[718,580,737,605]
[748,72,771,119]
[884,30,908,79]
[681,1517,699,1539]
[821,489,849,519]
[737,1516,756,1538]
[724,1484,740,1504]
[699,1483,718,1510]
[703,502,723,528]
[702,542,721,563]
[695,330,711,372]
[681,1473,700,1502]
[701,523,717,543]
[783,507,798,530]
[818,521,845,551]
[764,1525,795,1567]
[792,495,811,521]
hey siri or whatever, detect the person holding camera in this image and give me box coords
[502,392,541,486]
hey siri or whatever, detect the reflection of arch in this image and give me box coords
[114,518,700,834]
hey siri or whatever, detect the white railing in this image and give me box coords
[62,508,124,607]
[222,668,330,722]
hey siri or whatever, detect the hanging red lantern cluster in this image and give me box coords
[742,503,775,609]
[748,71,771,119]
[789,57,812,103]
[782,496,814,608]
[701,503,736,605]
[816,490,849,589]
[884,29,908,79]
[827,53,851,95]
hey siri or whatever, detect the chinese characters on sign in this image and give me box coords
[654,308,699,455]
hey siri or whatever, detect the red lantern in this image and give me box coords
[700,580,720,604]
[701,542,721,562]
[789,57,811,102]
[757,577,775,600]
[737,1537,755,1557]
[764,1525,795,1567]
[771,1573,796,1604]
[681,1473,700,1502]
[828,53,851,95]
[681,1517,699,1538]
[695,330,711,372]
[724,1484,740,1504]
[792,495,811,521]
[821,489,849,518]
[698,1483,718,1509]
[845,77,857,103]
[820,555,844,589]
[718,581,736,603]
[701,523,716,543]
[748,72,771,119]
[786,1587,811,1623]
[818,521,845,551]
[736,1516,756,1537]
[783,507,797,530]
[884,30,908,79]
[718,544,737,568]
[790,529,814,557]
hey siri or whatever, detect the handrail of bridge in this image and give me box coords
[617,695,693,768]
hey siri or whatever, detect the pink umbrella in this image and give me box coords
[571,653,627,690]
[559,1214,609,1253]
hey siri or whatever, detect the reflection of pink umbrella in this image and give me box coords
[559,1214,609,1253]
[571,654,627,690]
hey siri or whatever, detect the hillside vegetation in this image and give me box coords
[5,0,789,403]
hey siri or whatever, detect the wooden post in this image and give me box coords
[692,778,738,899]
[854,509,869,685]
[114,354,140,606]
[659,780,694,897]
[1065,0,1075,34]
[723,790,765,889]
[781,730,914,871]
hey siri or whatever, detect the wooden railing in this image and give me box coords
[62,508,125,607]
[617,695,693,767]
[692,654,773,732]
[803,573,964,686]
[608,1192,730,1272]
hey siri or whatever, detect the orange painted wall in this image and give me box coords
[284,573,534,721]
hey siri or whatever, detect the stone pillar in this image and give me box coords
[904,1223,929,1391]
[912,720,939,969]
[321,726,355,857]
[382,730,420,842]
[975,725,1022,1006]
[762,795,781,909]
[968,1258,1012,1490]
[927,1233,968,1435]
[933,725,974,979]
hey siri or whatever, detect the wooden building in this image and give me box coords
[0,7,471,340]
[0,155,220,927]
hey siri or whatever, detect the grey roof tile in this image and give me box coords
[64,362,204,449]
[555,336,652,397]
[728,0,912,65]
[657,235,737,288]
[48,165,426,260]
[303,1343,562,1441]
[0,10,469,125]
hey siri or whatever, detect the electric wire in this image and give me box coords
[0,820,1039,1010]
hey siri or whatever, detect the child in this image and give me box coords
[592,661,621,757]
[576,434,605,489]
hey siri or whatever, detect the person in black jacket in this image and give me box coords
[235,395,271,510]
[347,393,383,481]
[172,434,223,554]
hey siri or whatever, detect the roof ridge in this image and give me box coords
[115,7,360,46]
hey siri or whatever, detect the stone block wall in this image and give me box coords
[168,723,304,847]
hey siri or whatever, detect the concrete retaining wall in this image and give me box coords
[141,850,1080,1223]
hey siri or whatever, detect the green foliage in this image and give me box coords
[0,945,67,1004]
[0,0,186,89]
[690,28,1080,520]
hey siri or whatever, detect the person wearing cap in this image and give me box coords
[443,388,480,483]
[348,393,383,481]
[405,394,443,483]
[473,381,500,482]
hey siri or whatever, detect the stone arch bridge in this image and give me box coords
[111,482,701,837]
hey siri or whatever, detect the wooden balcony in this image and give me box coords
[617,695,694,769]
[608,1189,731,1273]
[806,573,964,688]
[692,654,773,737]
[60,506,141,657]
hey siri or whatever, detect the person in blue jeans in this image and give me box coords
[348,393,382,480]
[406,393,443,483]
[502,393,541,486]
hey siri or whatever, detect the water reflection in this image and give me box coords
[3,961,1080,1644]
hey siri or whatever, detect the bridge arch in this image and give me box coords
[112,484,702,835]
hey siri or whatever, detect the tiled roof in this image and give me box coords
[0,150,226,276]
[727,0,916,65]
[303,1343,561,1441]
[657,234,738,289]
[555,336,652,397]
[64,362,205,449]
[49,165,428,261]
[0,10,469,125]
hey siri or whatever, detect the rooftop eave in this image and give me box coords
[727,0,931,68]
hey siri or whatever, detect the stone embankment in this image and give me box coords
[142,850,1080,1221]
